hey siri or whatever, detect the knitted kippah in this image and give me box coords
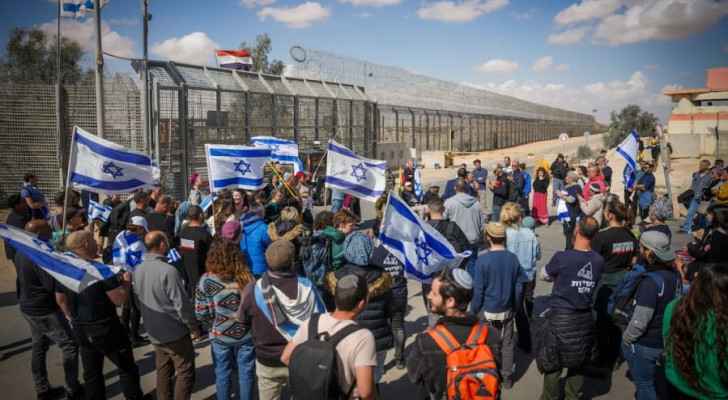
[452,268,473,290]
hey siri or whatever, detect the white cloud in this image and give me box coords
[107,18,138,27]
[475,59,519,73]
[416,0,509,23]
[594,0,728,45]
[151,32,219,66]
[339,0,400,6]
[547,27,588,45]
[556,64,569,71]
[464,70,672,123]
[532,56,553,72]
[258,2,330,28]
[355,12,373,18]
[241,0,276,8]
[656,84,682,105]
[39,18,135,58]
[554,0,623,26]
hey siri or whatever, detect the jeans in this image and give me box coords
[74,318,144,400]
[541,368,584,400]
[155,335,196,400]
[622,342,663,400]
[552,178,565,206]
[211,337,256,400]
[681,198,700,233]
[23,311,81,394]
[491,204,502,222]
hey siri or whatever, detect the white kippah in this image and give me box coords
[452,268,473,290]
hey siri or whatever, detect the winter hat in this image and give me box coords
[189,172,199,186]
[265,240,296,271]
[589,182,601,193]
[522,216,536,230]
[343,231,373,266]
[640,231,674,262]
[221,220,241,241]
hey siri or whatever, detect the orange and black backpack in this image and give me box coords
[427,321,500,400]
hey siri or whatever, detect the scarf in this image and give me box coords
[255,273,324,340]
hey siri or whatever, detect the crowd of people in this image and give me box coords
[3,151,728,400]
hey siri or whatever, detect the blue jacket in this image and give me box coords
[469,249,521,315]
[522,171,532,196]
[240,218,271,277]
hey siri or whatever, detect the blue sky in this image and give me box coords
[2,0,727,123]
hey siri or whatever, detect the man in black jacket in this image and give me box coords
[550,154,569,207]
[407,268,501,399]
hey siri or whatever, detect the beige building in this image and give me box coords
[664,67,728,158]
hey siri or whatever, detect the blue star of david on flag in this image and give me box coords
[350,162,368,182]
[234,159,252,176]
[102,161,124,179]
[414,236,433,266]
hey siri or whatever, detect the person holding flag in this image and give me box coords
[616,129,640,209]
[325,140,387,204]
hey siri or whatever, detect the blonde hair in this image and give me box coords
[499,202,523,228]
[279,206,301,223]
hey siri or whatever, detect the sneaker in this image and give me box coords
[37,386,66,400]
[396,358,406,370]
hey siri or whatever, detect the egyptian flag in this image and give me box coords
[216,50,252,70]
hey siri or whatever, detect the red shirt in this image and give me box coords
[582,175,606,201]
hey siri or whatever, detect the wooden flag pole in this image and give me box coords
[268,162,299,200]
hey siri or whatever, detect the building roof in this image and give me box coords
[664,88,710,97]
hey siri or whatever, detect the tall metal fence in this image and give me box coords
[0,59,595,203]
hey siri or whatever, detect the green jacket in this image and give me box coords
[321,226,346,271]
[663,298,728,399]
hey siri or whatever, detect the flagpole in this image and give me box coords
[310,152,327,181]
[268,162,299,200]
[656,124,673,211]
[94,0,105,138]
[61,128,78,239]
[56,0,64,187]
[141,0,150,154]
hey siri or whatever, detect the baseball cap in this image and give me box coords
[640,231,674,262]
[128,216,148,232]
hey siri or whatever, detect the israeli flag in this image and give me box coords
[0,224,120,293]
[379,193,470,283]
[69,126,155,194]
[556,198,571,223]
[325,140,387,203]
[167,248,181,264]
[200,194,215,213]
[61,0,108,18]
[616,129,640,190]
[87,199,112,223]
[414,166,423,201]
[251,136,304,173]
[205,144,272,192]
[112,231,146,271]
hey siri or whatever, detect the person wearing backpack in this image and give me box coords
[282,273,377,400]
[621,231,681,400]
[407,268,501,400]
[591,200,639,367]
[538,217,604,400]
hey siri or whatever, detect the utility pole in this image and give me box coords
[94,0,105,138]
[56,1,64,183]
[142,0,151,156]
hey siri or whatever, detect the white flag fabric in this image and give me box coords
[325,140,387,203]
[379,193,470,283]
[414,166,423,200]
[87,199,112,223]
[0,224,120,293]
[251,136,304,173]
[205,144,271,192]
[556,198,571,222]
[112,231,145,271]
[616,129,640,190]
[61,0,108,18]
[69,126,155,194]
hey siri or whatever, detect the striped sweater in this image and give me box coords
[195,273,249,344]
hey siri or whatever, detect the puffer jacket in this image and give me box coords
[326,264,394,351]
[240,218,270,277]
[534,306,596,373]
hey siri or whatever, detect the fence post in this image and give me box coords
[349,100,354,148]
[293,95,299,142]
[179,85,190,195]
[410,108,416,150]
[314,98,319,140]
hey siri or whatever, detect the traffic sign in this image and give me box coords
[559,133,569,142]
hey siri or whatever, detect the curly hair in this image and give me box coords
[205,239,254,290]
[668,263,728,395]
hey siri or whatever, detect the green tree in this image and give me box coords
[603,104,659,148]
[239,33,285,75]
[0,28,85,84]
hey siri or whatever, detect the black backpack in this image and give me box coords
[288,314,364,400]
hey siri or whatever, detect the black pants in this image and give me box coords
[74,318,144,400]
[515,280,535,352]
[563,220,575,250]
[391,288,408,362]
[121,289,141,339]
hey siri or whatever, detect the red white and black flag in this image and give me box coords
[215,50,252,70]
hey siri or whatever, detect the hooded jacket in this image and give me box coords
[320,226,346,270]
[443,192,485,245]
[326,265,394,351]
[240,218,270,277]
